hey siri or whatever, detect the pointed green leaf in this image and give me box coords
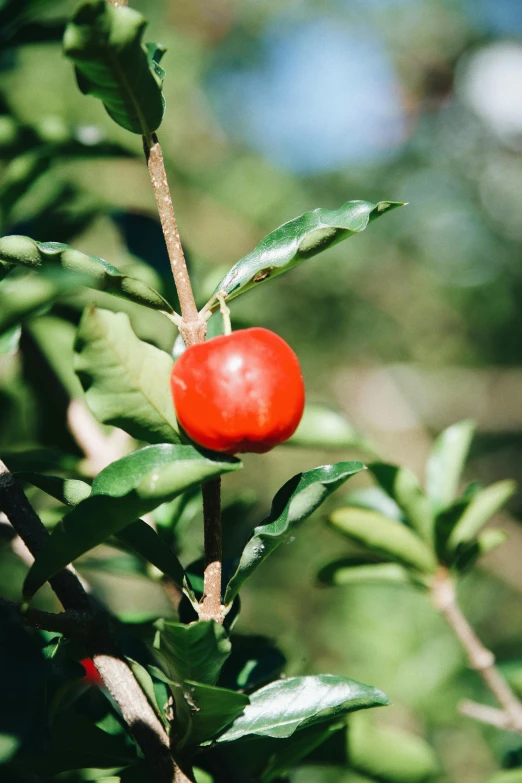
[224,462,365,605]
[328,508,437,574]
[0,267,94,336]
[318,558,411,587]
[0,235,174,312]
[287,403,377,454]
[153,619,231,686]
[18,472,192,598]
[425,420,475,512]
[23,444,240,599]
[447,480,516,550]
[125,657,168,728]
[454,529,508,572]
[261,721,344,782]
[211,201,403,305]
[179,681,249,747]
[369,463,432,540]
[74,306,179,444]
[63,0,165,135]
[216,674,389,743]
[0,323,21,355]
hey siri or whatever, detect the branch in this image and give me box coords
[459,700,515,731]
[0,598,91,635]
[200,479,223,622]
[0,459,179,782]
[431,567,522,734]
[143,134,204,347]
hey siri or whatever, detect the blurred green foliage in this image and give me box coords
[2,0,522,781]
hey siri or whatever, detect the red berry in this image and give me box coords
[80,658,103,687]
[170,327,305,454]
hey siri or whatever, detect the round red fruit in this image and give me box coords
[80,658,103,687]
[170,327,305,454]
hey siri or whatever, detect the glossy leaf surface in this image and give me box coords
[154,619,231,686]
[63,0,165,134]
[425,420,475,512]
[212,201,403,304]
[328,508,437,574]
[0,235,173,312]
[224,462,365,605]
[24,444,240,599]
[216,674,389,742]
[75,306,179,444]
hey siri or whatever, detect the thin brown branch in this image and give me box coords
[431,567,522,734]
[143,134,205,347]
[200,479,223,622]
[0,459,178,782]
[459,700,514,731]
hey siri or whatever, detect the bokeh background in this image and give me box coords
[2,0,522,781]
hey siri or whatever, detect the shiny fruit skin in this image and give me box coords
[170,327,305,454]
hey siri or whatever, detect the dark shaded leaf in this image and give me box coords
[23,444,240,599]
[179,681,249,748]
[153,619,231,686]
[453,529,507,572]
[219,635,286,693]
[216,674,389,743]
[63,0,165,135]
[211,201,403,305]
[74,306,179,443]
[0,235,174,312]
[224,462,365,605]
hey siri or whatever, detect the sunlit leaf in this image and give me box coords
[75,306,179,443]
[425,420,475,512]
[224,462,365,605]
[318,558,411,587]
[0,235,174,312]
[216,674,389,743]
[287,403,377,454]
[369,463,432,540]
[63,0,165,135]
[447,480,516,550]
[23,444,240,599]
[212,201,403,305]
[328,508,437,574]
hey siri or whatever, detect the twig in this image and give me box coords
[143,134,205,347]
[0,459,180,782]
[459,700,514,731]
[431,567,522,734]
[0,598,91,636]
[200,479,223,622]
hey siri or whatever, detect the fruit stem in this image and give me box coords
[200,478,224,623]
[216,290,232,336]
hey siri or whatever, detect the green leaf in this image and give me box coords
[74,306,179,444]
[153,619,231,685]
[0,235,173,312]
[0,267,94,336]
[369,463,432,540]
[425,420,475,512]
[216,674,389,743]
[347,713,440,783]
[219,635,286,693]
[125,657,168,728]
[180,681,249,747]
[63,0,165,135]
[260,721,344,782]
[0,323,21,355]
[454,529,507,572]
[447,480,516,550]
[345,486,404,521]
[318,558,412,587]
[286,403,377,454]
[328,508,437,574]
[18,473,92,506]
[23,444,240,599]
[484,772,522,783]
[211,201,403,305]
[224,462,365,605]
[0,149,52,220]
